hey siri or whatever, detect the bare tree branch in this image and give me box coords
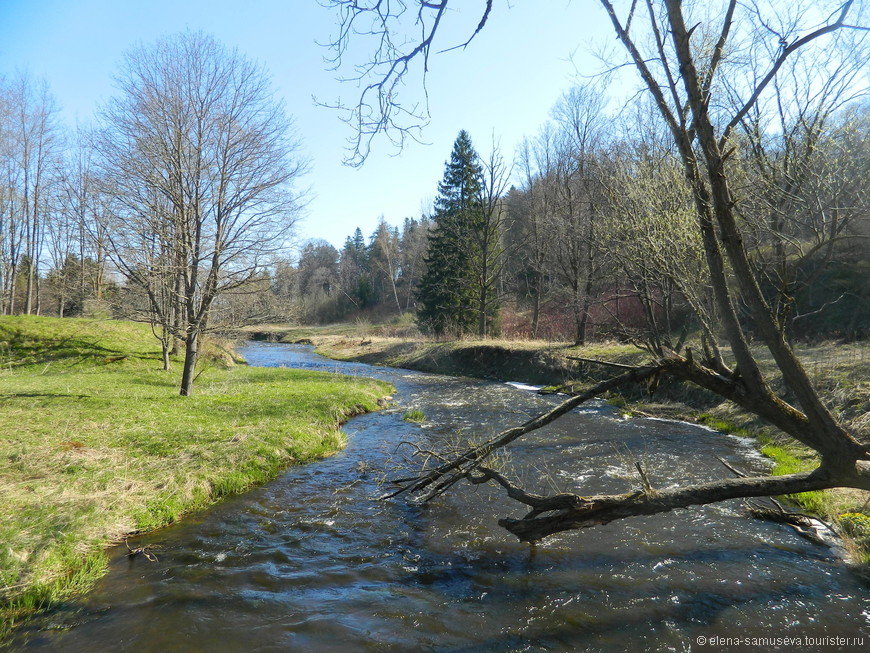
[385,362,667,501]
[720,0,863,147]
[319,0,495,165]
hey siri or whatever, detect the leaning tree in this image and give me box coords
[95,32,306,395]
[323,0,870,541]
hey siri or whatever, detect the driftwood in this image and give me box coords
[125,539,159,562]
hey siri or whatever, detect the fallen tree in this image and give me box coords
[325,0,870,541]
[385,351,869,541]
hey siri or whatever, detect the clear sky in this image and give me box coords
[0,0,616,251]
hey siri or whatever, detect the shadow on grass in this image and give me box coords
[0,328,126,368]
[0,393,92,400]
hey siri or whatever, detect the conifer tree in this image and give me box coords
[339,227,371,308]
[416,130,484,335]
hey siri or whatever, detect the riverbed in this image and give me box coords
[18,343,870,651]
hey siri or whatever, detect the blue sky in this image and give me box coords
[0,1,615,250]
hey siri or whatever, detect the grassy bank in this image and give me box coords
[250,323,870,560]
[0,316,392,637]
[244,324,644,384]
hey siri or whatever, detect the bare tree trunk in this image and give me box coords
[497,469,839,542]
[478,263,488,338]
[530,278,541,339]
[179,329,198,396]
[170,267,184,356]
[573,302,584,346]
[24,267,33,314]
[7,262,16,315]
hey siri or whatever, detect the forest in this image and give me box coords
[2,58,866,358]
[291,96,868,347]
[0,10,868,375]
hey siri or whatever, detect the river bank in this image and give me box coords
[244,324,870,561]
[0,316,393,640]
[15,341,870,651]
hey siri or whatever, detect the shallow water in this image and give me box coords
[18,343,870,651]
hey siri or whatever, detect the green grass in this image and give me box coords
[759,443,829,514]
[0,315,392,638]
[693,412,832,515]
[402,409,426,423]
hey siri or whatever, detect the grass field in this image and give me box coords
[0,316,392,636]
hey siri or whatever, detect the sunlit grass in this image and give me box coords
[0,315,392,638]
[402,408,426,423]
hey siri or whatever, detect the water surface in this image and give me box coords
[19,343,869,651]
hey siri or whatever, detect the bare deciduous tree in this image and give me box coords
[369,218,404,316]
[511,132,557,338]
[0,72,61,316]
[733,46,870,339]
[95,31,307,395]
[601,128,718,357]
[549,84,609,345]
[471,138,512,337]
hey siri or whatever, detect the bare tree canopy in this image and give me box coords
[0,72,62,317]
[323,0,870,541]
[94,31,307,395]
[319,0,494,166]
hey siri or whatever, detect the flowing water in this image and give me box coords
[17,343,870,651]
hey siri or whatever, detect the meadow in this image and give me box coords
[0,316,392,635]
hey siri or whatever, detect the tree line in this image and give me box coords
[0,32,305,395]
[283,85,868,346]
[1,21,867,400]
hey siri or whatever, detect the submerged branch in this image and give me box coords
[383,362,666,501]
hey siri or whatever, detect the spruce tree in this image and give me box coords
[416,130,484,335]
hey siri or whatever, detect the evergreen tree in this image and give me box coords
[416,130,484,335]
[339,227,372,308]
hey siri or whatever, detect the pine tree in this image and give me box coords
[416,130,484,335]
[339,227,372,309]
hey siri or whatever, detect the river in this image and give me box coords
[17,343,870,651]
